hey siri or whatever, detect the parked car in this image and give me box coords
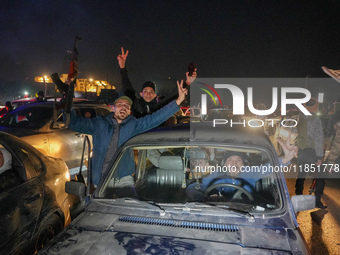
[11,97,89,109]
[39,123,314,254]
[0,131,77,254]
[0,101,111,170]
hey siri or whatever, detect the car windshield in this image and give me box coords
[0,106,54,129]
[98,145,283,212]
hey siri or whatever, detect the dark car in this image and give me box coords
[0,131,76,254]
[0,101,111,171]
[11,97,89,109]
[39,123,314,254]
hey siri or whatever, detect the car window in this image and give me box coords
[97,107,110,116]
[98,145,282,213]
[0,144,23,191]
[14,147,39,180]
[0,106,53,128]
[80,108,96,118]
[20,147,44,176]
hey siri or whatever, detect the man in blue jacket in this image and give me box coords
[69,81,187,186]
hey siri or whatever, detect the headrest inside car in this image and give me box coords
[158,156,183,170]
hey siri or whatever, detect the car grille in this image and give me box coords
[119,216,239,232]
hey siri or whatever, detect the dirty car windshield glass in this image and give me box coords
[98,146,283,212]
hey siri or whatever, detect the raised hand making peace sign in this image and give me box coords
[117,47,129,69]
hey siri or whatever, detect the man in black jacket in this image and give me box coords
[117,47,196,118]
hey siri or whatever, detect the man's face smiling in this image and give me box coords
[140,87,156,102]
[224,155,244,177]
[114,99,131,123]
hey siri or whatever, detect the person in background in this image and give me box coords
[295,98,326,209]
[84,111,92,118]
[117,47,197,118]
[36,91,46,102]
[0,101,13,118]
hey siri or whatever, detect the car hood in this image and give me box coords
[40,201,306,254]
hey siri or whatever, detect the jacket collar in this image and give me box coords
[105,112,133,125]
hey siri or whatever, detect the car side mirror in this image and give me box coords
[65,181,86,198]
[291,195,315,213]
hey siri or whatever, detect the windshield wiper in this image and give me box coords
[214,205,255,220]
[113,197,166,215]
[183,202,255,220]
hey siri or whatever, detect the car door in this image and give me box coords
[0,142,44,254]
[8,105,53,156]
[48,112,85,170]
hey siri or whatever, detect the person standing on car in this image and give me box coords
[69,80,187,186]
[295,98,326,209]
[117,47,197,118]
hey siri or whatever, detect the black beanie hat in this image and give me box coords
[141,81,156,92]
[224,151,245,163]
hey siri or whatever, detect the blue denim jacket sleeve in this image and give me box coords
[133,100,179,134]
[68,108,95,135]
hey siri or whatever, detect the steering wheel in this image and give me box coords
[203,183,254,201]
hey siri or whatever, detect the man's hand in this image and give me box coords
[185,68,197,86]
[176,80,188,106]
[277,131,298,164]
[117,47,129,69]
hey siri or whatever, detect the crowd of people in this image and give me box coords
[1,46,339,211]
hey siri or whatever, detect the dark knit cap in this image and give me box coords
[224,151,245,163]
[141,81,156,92]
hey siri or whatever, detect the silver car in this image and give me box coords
[0,131,77,254]
[39,123,314,254]
[0,101,111,170]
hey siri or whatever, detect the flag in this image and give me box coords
[67,35,82,83]
[322,66,340,83]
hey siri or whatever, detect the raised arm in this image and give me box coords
[158,68,197,108]
[117,47,136,101]
[134,80,188,133]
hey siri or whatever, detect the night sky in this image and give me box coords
[1,0,340,98]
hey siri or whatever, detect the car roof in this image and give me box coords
[13,101,110,109]
[124,122,274,149]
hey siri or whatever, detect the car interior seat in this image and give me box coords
[137,155,186,202]
[146,155,184,187]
